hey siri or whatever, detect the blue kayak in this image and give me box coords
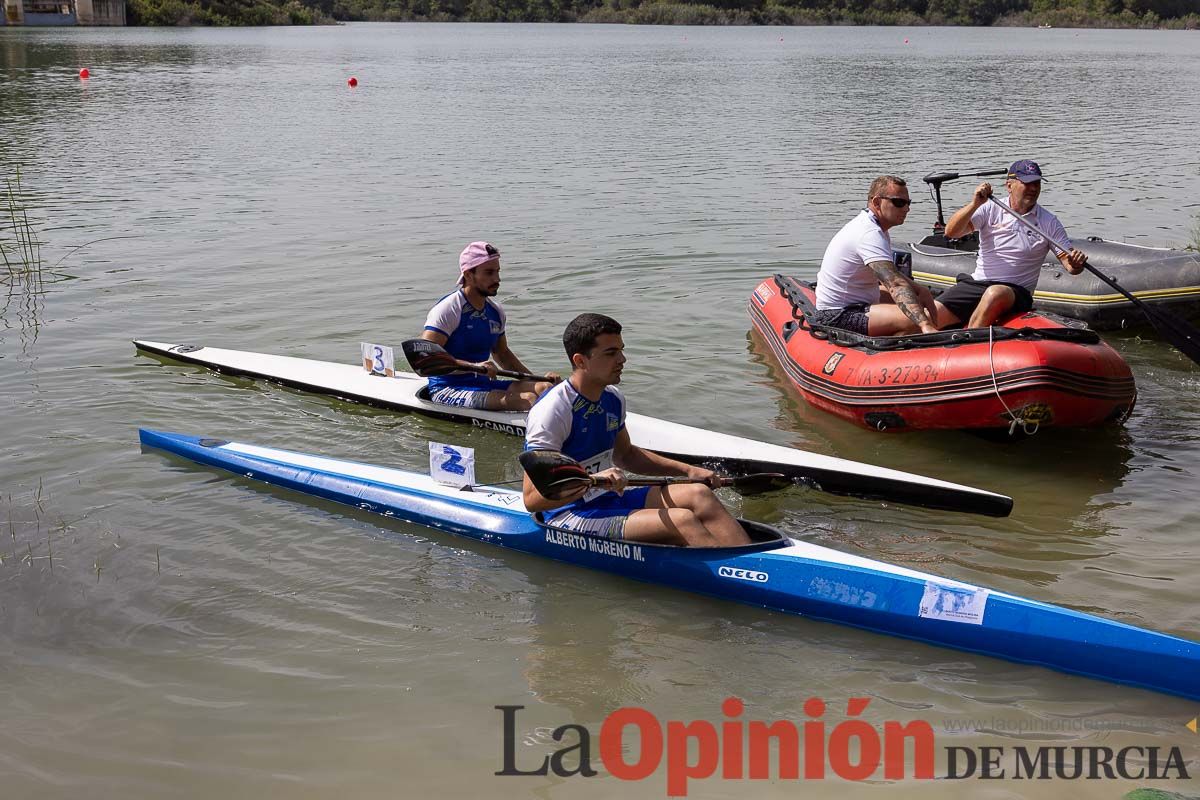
[139,429,1199,700]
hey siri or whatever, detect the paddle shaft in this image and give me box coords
[455,361,554,383]
[402,338,557,383]
[625,475,734,488]
[990,198,1149,307]
[492,473,780,491]
[990,198,1200,365]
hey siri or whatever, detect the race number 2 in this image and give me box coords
[429,442,476,488]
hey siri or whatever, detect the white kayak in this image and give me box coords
[133,339,1013,517]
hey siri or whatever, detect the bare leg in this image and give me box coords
[646,484,749,546]
[623,506,716,547]
[966,285,1016,329]
[933,300,962,329]
[483,380,542,411]
[868,285,940,335]
[865,304,921,335]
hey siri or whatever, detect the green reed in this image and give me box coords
[1,168,44,279]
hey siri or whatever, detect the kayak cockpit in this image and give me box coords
[533,513,791,555]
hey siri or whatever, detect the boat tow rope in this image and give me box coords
[987,325,1039,436]
[773,275,1101,352]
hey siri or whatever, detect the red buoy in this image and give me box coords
[347,76,358,87]
[79,68,90,79]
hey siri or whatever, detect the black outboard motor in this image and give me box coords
[919,169,1006,251]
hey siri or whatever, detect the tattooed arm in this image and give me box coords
[869,261,939,334]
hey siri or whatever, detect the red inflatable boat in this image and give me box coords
[749,275,1137,433]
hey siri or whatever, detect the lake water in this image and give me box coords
[1,22,1198,798]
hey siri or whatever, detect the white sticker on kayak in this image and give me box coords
[361,342,395,377]
[429,442,475,488]
[919,582,989,625]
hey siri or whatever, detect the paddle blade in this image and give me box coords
[402,338,464,377]
[725,472,792,496]
[1145,305,1200,367]
[519,450,593,501]
[1079,263,1200,368]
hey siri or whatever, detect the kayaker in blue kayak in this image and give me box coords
[934,160,1088,329]
[812,175,941,336]
[521,313,751,547]
[420,241,560,411]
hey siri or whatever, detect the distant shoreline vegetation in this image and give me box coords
[124,0,1200,28]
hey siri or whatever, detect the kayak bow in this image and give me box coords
[139,429,1199,701]
[132,340,1013,516]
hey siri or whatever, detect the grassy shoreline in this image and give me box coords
[120,0,1200,28]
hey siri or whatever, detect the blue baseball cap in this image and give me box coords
[1007,160,1044,183]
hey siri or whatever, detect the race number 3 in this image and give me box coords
[360,342,395,377]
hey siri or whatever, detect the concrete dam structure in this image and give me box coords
[2,0,126,25]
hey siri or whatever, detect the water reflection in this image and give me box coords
[1,169,47,362]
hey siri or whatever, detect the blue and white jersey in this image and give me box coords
[423,290,506,390]
[525,381,626,503]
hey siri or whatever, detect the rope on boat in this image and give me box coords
[988,325,1039,437]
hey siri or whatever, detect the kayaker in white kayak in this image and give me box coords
[521,313,751,547]
[420,241,560,411]
[812,175,940,336]
[934,160,1088,329]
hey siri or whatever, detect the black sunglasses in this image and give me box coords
[878,196,912,208]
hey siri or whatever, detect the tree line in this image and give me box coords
[125,0,1200,28]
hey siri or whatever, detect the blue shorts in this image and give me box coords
[428,376,511,409]
[544,487,653,540]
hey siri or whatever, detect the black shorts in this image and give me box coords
[808,303,870,335]
[937,274,1034,323]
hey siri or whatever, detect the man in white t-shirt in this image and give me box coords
[812,175,940,336]
[934,160,1088,329]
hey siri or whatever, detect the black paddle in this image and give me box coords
[402,339,559,383]
[519,450,790,501]
[990,198,1200,366]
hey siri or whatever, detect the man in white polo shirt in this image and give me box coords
[813,175,940,336]
[935,160,1088,329]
